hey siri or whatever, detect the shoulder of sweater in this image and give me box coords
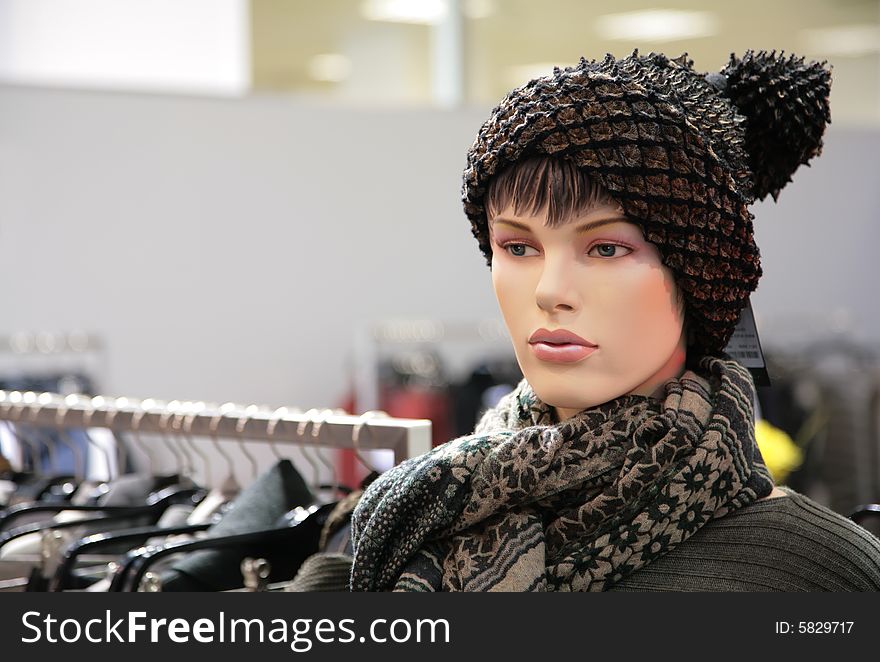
[680,486,880,589]
[702,486,880,548]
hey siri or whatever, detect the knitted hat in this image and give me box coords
[462,50,831,357]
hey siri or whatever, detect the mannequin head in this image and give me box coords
[487,156,689,422]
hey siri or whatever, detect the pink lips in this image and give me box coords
[528,328,598,364]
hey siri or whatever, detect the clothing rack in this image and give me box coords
[0,390,432,466]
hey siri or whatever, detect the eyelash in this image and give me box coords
[496,240,634,259]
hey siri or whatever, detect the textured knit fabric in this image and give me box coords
[350,355,774,592]
[461,50,831,357]
[286,553,353,592]
[279,487,880,592]
[611,486,880,591]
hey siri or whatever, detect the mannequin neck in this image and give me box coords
[553,342,688,423]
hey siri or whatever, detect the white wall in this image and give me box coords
[749,128,880,344]
[0,83,878,414]
[0,84,503,411]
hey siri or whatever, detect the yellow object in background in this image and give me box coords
[755,418,804,484]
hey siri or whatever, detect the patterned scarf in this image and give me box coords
[350,355,774,591]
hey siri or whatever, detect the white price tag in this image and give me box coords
[723,300,770,386]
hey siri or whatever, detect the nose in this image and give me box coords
[535,254,580,314]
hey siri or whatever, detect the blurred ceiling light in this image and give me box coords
[361,0,448,25]
[307,54,352,82]
[463,0,495,20]
[0,0,249,95]
[801,25,880,57]
[595,9,718,43]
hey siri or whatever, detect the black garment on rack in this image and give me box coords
[159,459,313,591]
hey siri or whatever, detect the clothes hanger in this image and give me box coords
[27,395,81,500]
[177,404,242,526]
[129,403,158,477]
[0,390,45,482]
[325,413,349,498]
[85,396,132,479]
[23,408,60,477]
[173,402,212,488]
[270,405,357,499]
[78,395,117,482]
[6,397,51,478]
[297,408,327,497]
[9,394,50,475]
[312,408,349,500]
[104,398,130,476]
[160,402,195,480]
[266,407,333,495]
[137,398,192,487]
[295,407,357,499]
[351,410,388,477]
[266,406,291,463]
[209,403,242,494]
[233,404,260,483]
[292,409,389,559]
[0,393,29,479]
[144,404,206,513]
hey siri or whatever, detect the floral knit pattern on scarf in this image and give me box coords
[349,355,774,591]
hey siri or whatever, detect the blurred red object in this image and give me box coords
[335,383,452,488]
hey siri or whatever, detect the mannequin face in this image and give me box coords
[488,200,688,422]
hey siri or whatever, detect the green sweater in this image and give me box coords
[294,486,880,591]
[610,486,880,591]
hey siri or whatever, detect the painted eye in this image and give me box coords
[504,243,537,257]
[590,243,632,258]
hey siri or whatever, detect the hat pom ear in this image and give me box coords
[719,50,832,202]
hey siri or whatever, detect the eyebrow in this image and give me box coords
[490,216,629,235]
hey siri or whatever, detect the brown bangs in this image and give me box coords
[485,156,620,227]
